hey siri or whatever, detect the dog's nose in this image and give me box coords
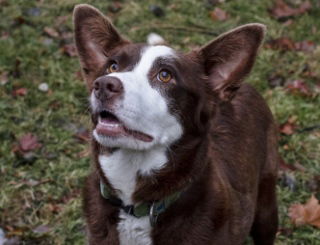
[93,76,123,100]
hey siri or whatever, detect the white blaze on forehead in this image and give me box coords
[135,45,175,75]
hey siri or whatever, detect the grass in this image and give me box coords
[0,0,319,244]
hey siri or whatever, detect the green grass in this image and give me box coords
[1,0,319,244]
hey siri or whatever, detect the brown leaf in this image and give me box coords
[210,7,228,21]
[43,26,59,38]
[279,157,298,171]
[285,80,311,96]
[1,31,10,40]
[12,87,27,96]
[18,133,42,152]
[279,116,297,135]
[61,44,77,57]
[289,195,320,228]
[265,37,295,51]
[270,0,312,20]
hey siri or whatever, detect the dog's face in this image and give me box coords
[74,4,265,151]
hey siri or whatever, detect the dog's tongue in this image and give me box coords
[96,117,126,137]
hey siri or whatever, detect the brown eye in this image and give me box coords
[157,70,172,83]
[107,62,118,73]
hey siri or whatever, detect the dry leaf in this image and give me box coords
[294,40,316,52]
[265,37,295,51]
[0,71,9,85]
[210,7,228,21]
[12,87,27,96]
[18,133,42,152]
[270,0,312,20]
[279,117,297,135]
[289,195,320,228]
[285,80,311,96]
[279,157,298,171]
[0,31,9,40]
[43,27,59,38]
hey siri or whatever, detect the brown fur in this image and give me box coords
[74,4,278,245]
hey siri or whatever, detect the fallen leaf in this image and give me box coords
[270,0,312,20]
[210,7,228,21]
[280,117,297,135]
[12,87,27,96]
[47,203,62,213]
[18,133,42,152]
[279,157,298,171]
[285,79,311,96]
[289,195,320,228]
[0,71,9,85]
[265,37,295,51]
[43,26,59,38]
[61,43,77,57]
[294,40,316,52]
[0,31,9,40]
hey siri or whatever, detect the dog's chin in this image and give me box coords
[93,130,156,151]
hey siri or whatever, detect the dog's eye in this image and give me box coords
[107,62,118,73]
[157,70,172,83]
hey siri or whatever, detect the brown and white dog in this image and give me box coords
[73,4,279,245]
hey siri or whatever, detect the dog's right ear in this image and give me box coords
[73,4,128,86]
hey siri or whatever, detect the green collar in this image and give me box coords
[100,180,183,226]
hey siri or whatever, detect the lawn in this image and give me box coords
[0,0,319,244]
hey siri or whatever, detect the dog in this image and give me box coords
[73,4,279,245]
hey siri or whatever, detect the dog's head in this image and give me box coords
[73,4,265,151]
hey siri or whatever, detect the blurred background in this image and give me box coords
[0,0,319,244]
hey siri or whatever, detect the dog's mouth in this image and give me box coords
[96,110,153,143]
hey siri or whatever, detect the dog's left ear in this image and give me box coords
[197,24,266,101]
[73,4,129,86]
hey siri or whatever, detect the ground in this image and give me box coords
[0,0,320,244]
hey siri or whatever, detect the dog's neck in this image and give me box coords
[93,134,209,205]
[97,146,168,205]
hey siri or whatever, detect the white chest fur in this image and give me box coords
[98,147,167,245]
